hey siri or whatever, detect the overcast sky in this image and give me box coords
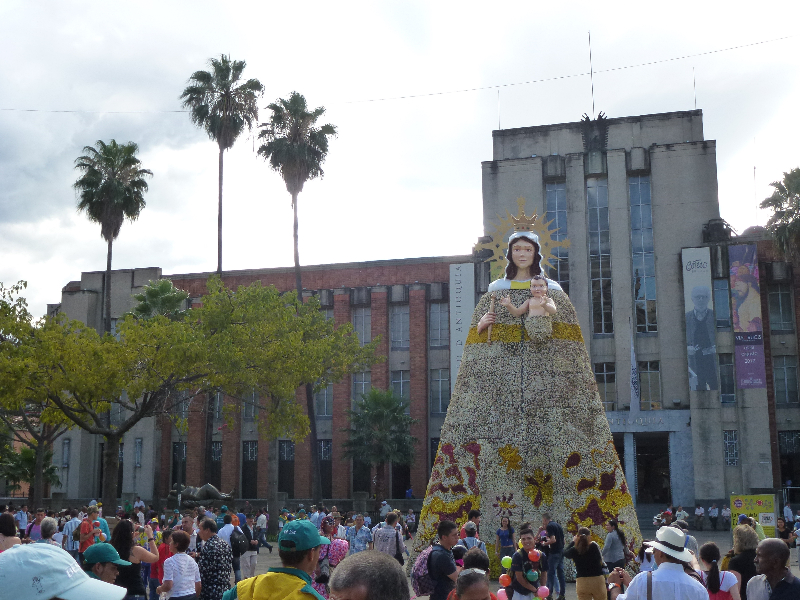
[2,1,798,317]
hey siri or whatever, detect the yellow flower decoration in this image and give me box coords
[523,468,554,507]
[498,445,523,473]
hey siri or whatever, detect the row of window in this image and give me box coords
[351,303,450,349]
[595,354,800,409]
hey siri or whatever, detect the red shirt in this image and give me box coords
[150,543,173,582]
[79,519,95,553]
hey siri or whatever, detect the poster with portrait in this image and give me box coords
[682,247,718,390]
[728,244,767,388]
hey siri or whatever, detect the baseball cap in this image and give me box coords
[278,520,331,552]
[173,509,180,513]
[464,521,478,532]
[738,514,749,524]
[84,542,132,566]
[220,505,228,511]
[0,543,125,600]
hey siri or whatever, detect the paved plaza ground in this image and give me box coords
[238,526,799,599]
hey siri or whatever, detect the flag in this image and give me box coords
[630,323,640,408]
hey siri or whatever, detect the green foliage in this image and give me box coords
[74,139,152,243]
[180,55,264,151]
[0,445,61,495]
[341,388,416,469]
[257,91,337,196]
[760,168,800,259]
[131,279,190,320]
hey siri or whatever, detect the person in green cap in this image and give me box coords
[221,519,330,600]
[83,542,132,584]
[217,506,228,529]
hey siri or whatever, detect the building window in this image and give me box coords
[430,368,451,414]
[134,438,143,467]
[323,308,334,321]
[352,307,371,346]
[209,441,222,489]
[714,279,731,328]
[353,371,371,400]
[390,304,410,350]
[173,393,189,420]
[278,440,295,498]
[318,440,332,498]
[391,370,411,401]
[243,390,257,421]
[315,384,333,417]
[774,356,799,404]
[588,178,613,334]
[719,354,735,403]
[546,182,569,294]
[630,176,656,332]
[723,430,739,466]
[638,361,661,410]
[62,439,70,469]
[594,363,617,410]
[429,303,449,347]
[171,442,187,487]
[769,283,794,332]
[211,441,223,461]
[241,441,258,498]
[779,431,800,455]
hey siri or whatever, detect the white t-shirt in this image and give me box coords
[218,523,234,545]
[695,507,704,516]
[699,570,737,593]
[256,514,267,530]
[162,552,201,598]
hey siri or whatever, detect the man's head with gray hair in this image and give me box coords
[329,550,409,600]
[40,517,58,540]
[691,286,711,311]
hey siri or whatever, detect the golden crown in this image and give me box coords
[510,203,538,232]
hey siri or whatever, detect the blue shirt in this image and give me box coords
[14,511,28,532]
[346,525,373,554]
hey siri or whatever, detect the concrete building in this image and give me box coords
[36,109,799,514]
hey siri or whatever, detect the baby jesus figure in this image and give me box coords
[500,275,557,317]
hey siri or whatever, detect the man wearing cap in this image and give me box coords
[83,542,132,584]
[606,526,707,599]
[0,543,127,600]
[456,521,487,554]
[748,538,800,599]
[379,501,392,518]
[217,505,228,528]
[221,519,329,600]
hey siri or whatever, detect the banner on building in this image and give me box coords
[728,244,767,388]
[449,263,475,392]
[682,248,718,390]
[730,494,776,537]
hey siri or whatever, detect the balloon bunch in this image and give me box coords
[497,548,547,599]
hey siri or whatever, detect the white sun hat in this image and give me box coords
[644,526,693,562]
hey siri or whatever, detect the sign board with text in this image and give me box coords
[730,494,776,537]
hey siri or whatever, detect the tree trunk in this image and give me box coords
[31,441,46,510]
[217,146,224,275]
[102,434,121,512]
[292,190,322,502]
[104,238,113,334]
[267,439,280,535]
[204,393,214,484]
[375,461,385,504]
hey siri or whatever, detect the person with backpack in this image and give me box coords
[540,513,565,600]
[457,522,487,554]
[219,514,247,584]
[508,525,546,600]
[413,520,462,600]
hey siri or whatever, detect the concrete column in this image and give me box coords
[370,288,389,390]
[331,289,352,499]
[157,414,172,499]
[256,428,270,500]
[565,154,591,345]
[624,432,637,505]
[293,387,311,499]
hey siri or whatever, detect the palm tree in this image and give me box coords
[258,91,336,500]
[341,389,416,502]
[74,140,152,334]
[761,167,800,259]
[180,55,263,274]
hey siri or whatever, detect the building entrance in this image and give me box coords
[635,433,671,505]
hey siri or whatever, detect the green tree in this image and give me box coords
[74,140,152,334]
[131,279,190,320]
[341,389,416,502]
[258,92,337,500]
[180,55,263,274]
[0,445,61,507]
[0,278,376,511]
[761,168,800,259]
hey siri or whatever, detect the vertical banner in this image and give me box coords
[682,248,718,390]
[728,244,767,388]
[449,263,475,393]
[730,494,776,537]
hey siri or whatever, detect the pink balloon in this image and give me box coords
[536,586,550,598]
[496,590,508,600]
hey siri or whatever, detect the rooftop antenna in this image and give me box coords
[693,67,697,109]
[498,90,501,130]
[588,31,595,119]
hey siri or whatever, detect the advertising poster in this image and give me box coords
[730,494,776,537]
[682,248,718,390]
[728,244,767,388]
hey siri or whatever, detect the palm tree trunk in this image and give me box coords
[104,238,113,334]
[217,146,224,275]
[102,434,121,512]
[292,191,322,502]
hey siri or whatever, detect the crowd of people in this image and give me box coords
[2,499,800,600]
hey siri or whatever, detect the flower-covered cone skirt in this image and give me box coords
[416,287,641,557]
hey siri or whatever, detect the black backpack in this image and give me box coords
[230,527,248,557]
